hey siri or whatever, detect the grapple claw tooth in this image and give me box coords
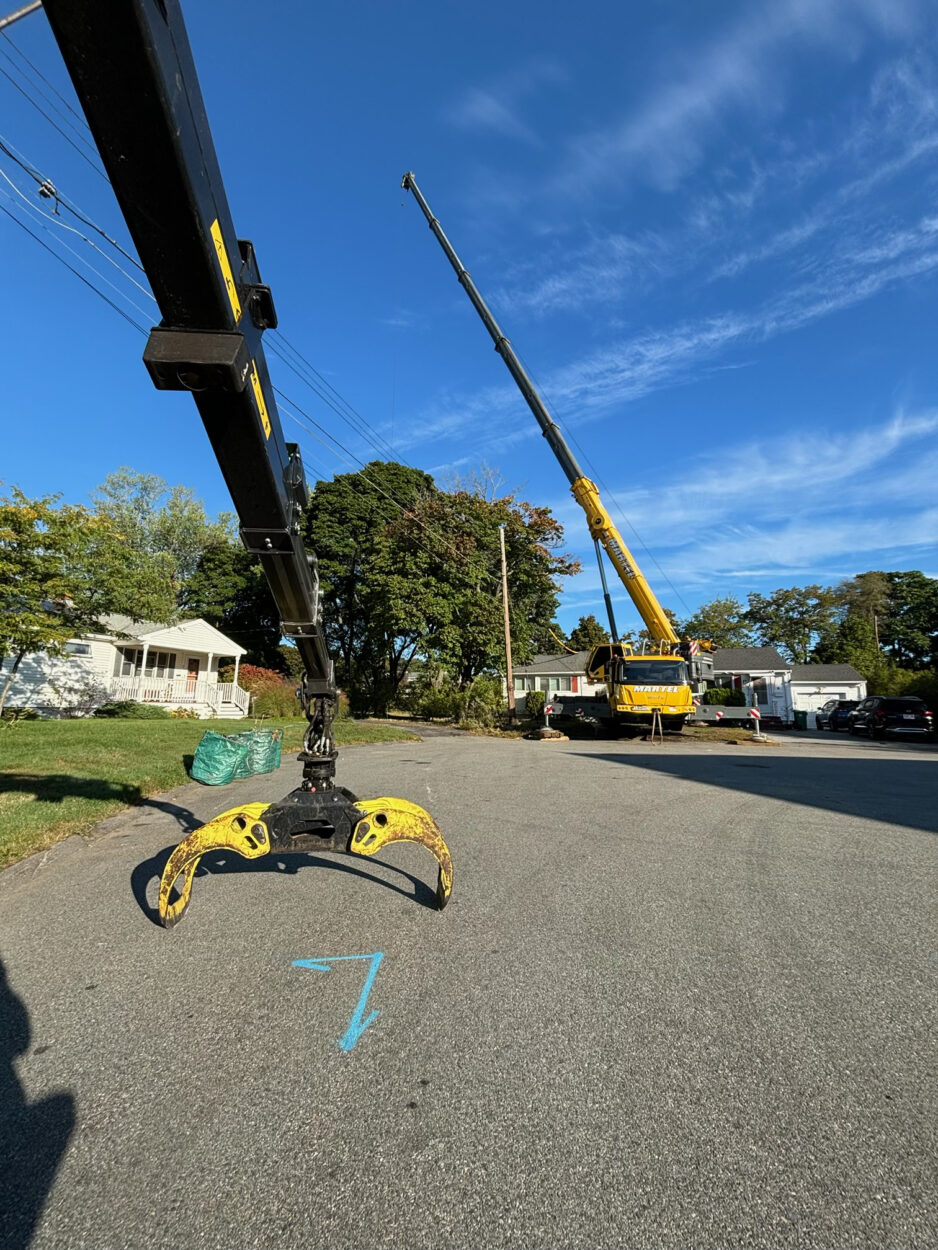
[157,803,272,928]
[351,797,453,909]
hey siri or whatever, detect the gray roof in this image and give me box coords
[95,613,171,639]
[712,646,788,672]
[512,651,589,675]
[790,663,865,683]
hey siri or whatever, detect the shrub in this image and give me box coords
[170,706,200,719]
[252,685,303,718]
[459,674,505,728]
[414,683,462,721]
[525,689,546,719]
[93,700,172,719]
[703,687,746,706]
[1,707,39,722]
[336,690,351,720]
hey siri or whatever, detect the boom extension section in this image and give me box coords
[401,171,713,729]
[43,0,451,922]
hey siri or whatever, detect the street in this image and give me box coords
[1,731,936,1249]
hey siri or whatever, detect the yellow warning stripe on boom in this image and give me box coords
[210,217,241,321]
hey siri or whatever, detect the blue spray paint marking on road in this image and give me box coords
[293,953,384,1051]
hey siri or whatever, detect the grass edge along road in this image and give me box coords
[0,717,418,870]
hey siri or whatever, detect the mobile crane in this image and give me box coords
[401,172,713,732]
[41,0,452,925]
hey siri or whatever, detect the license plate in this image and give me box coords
[902,714,915,720]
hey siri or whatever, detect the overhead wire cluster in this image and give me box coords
[0,21,674,626]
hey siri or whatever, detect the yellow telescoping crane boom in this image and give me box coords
[40,0,452,924]
[401,172,712,730]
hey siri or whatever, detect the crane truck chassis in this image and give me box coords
[400,172,713,732]
[43,0,452,925]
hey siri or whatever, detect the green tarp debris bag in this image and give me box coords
[190,729,285,784]
[229,729,283,778]
[189,731,251,786]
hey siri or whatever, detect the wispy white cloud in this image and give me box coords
[552,0,925,194]
[447,60,565,148]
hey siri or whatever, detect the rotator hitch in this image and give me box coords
[158,691,452,927]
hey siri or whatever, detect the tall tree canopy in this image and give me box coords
[0,488,176,712]
[567,614,610,650]
[745,585,838,664]
[182,542,284,669]
[680,596,754,649]
[304,463,577,713]
[92,468,234,599]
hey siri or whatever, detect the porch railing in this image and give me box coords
[107,677,250,713]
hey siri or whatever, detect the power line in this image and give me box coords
[0,164,155,302]
[0,27,91,131]
[0,185,154,322]
[0,199,147,333]
[0,40,99,159]
[0,58,109,182]
[0,132,144,271]
[268,333,407,467]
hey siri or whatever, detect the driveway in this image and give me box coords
[1,732,936,1249]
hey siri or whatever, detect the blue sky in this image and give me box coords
[2,0,937,636]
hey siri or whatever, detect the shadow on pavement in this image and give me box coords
[575,750,938,836]
[131,844,437,925]
[0,958,75,1250]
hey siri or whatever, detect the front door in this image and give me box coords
[187,658,200,685]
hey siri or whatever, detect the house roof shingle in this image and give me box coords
[512,651,590,675]
[712,646,788,672]
[790,663,865,683]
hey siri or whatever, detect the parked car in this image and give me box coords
[848,696,933,740]
[815,698,858,730]
[828,700,859,731]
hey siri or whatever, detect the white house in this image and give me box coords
[509,651,605,712]
[709,646,794,724]
[1,614,250,719]
[789,663,867,727]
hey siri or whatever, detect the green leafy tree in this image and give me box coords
[398,487,579,689]
[92,468,235,599]
[182,542,283,669]
[305,463,577,714]
[0,488,175,713]
[879,571,938,668]
[745,585,837,663]
[680,596,753,648]
[567,614,610,650]
[305,461,437,714]
[813,613,882,676]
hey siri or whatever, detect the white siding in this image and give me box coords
[139,618,245,658]
[791,680,866,727]
[1,644,113,715]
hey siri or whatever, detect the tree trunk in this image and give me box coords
[0,650,26,716]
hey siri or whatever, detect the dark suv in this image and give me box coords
[848,696,933,740]
[816,698,857,730]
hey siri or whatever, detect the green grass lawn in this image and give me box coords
[0,717,417,869]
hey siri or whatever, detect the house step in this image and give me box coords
[212,703,247,718]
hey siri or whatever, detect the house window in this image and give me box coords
[116,647,141,677]
[514,676,536,693]
[751,677,768,706]
[553,676,572,691]
[66,642,91,657]
[144,651,177,678]
[538,676,552,692]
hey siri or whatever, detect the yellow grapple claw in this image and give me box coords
[351,797,453,909]
[158,803,272,928]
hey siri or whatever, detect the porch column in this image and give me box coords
[233,654,240,687]
[139,643,149,698]
[207,651,214,681]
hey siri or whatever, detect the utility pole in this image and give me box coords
[0,2,42,31]
[499,524,516,721]
[873,611,881,651]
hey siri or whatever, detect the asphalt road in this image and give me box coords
[1,731,936,1250]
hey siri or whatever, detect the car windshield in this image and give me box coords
[836,701,858,709]
[619,660,687,685]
